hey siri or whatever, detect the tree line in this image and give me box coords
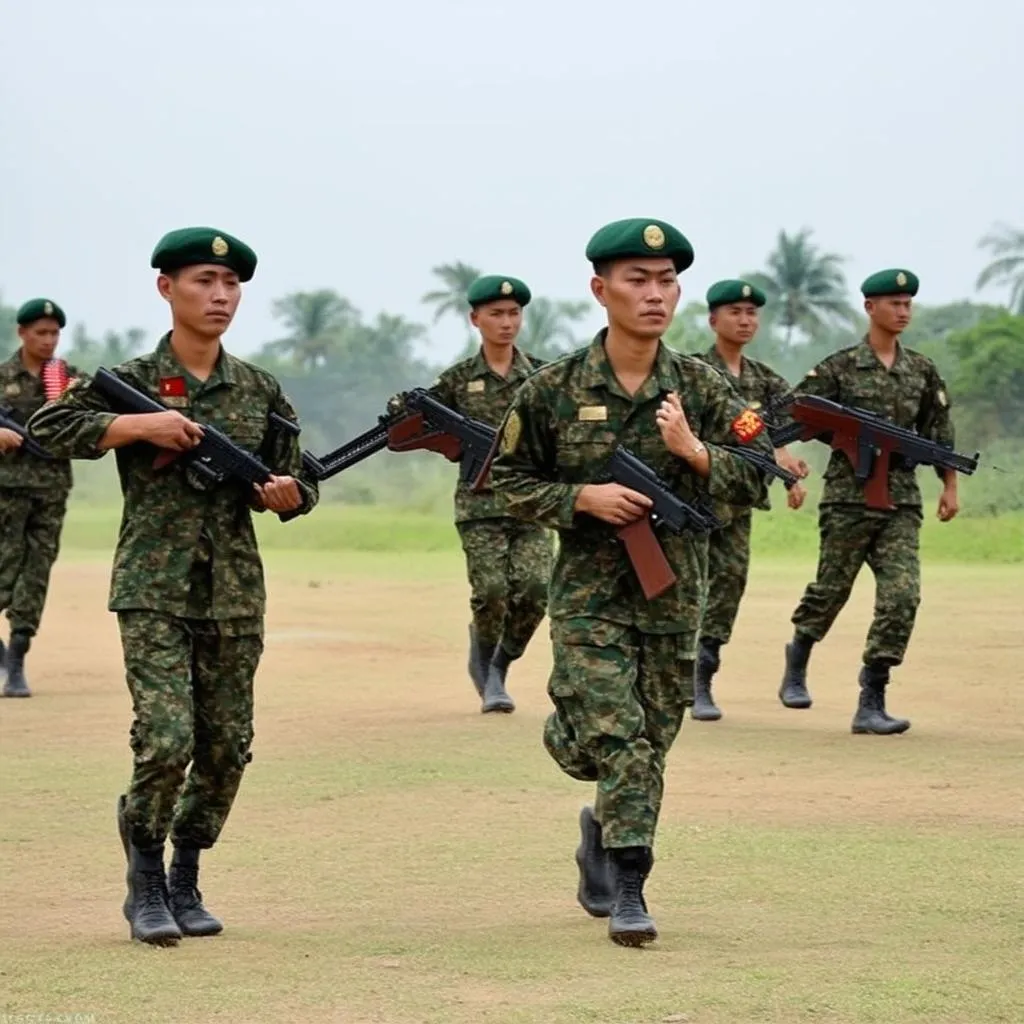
[3,223,1023,513]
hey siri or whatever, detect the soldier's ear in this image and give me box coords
[156,274,174,304]
[590,275,608,309]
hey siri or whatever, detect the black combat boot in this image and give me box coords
[778,632,814,709]
[117,795,181,945]
[607,846,657,947]
[575,806,614,917]
[2,632,31,698]
[851,663,911,735]
[481,646,516,714]
[467,625,493,699]
[692,638,723,721]
[168,847,224,937]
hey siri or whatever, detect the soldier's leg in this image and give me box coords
[852,509,921,736]
[782,506,873,709]
[694,512,751,721]
[499,523,551,658]
[167,617,263,936]
[117,611,197,945]
[2,492,68,697]
[456,520,511,702]
[0,491,32,684]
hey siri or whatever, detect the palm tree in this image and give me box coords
[421,261,482,330]
[976,222,1024,314]
[748,228,857,344]
[519,298,590,360]
[268,290,357,371]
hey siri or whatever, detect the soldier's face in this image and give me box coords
[470,300,522,347]
[592,259,680,340]
[710,302,759,345]
[18,320,61,362]
[866,295,912,334]
[158,265,241,338]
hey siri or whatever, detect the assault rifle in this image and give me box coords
[90,368,305,519]
[0,406,52,459]
[768,393,979,510]
[304,388,496,487]
[606,447,722,600]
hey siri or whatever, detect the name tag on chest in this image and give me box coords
[577,405,607,422]
[467,380,486,393]
[162,395,190,408]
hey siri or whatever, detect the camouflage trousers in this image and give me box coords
[701,510,752,645]
[456,518,552,657]
[791,505,922,666]
[117,611,264,850]
[544,619,694,849]
[0,488,68,637]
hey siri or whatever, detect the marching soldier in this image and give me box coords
[429,276,552,714]
[489,219,772,945]
[0,298,77,697]
[778,269,959,735]
[30,227,319,944]
[690,279,808,720]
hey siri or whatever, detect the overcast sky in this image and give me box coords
[2,0,1021,363]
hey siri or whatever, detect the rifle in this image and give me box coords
[767,393,979,510]
[717,443,798,489]
[606,447,722,600]
[0,406,52,460]
[305,388,497,487]
[90,368,305,519]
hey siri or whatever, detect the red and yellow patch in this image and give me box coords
[159,376,187,398]
[731,408,765,442]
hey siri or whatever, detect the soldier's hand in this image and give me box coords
[255,475,303,513]
[143,411,204,451]
[655,391,699,458]
[0,427,24,453]
[787,481,807,510]
[576,483,653,526]
[775,449,810,479]
[937,487,959,522]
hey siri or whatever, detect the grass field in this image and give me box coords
[1,540,1020,1024]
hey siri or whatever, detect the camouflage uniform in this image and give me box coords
[787,337,953,666]
[489,332,771,850]
[0,351,77,640]
[430,347,553,675]
[28,334,318,850]
[693,346,791,645]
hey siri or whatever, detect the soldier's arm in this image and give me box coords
[489,380,582,528]
[26,375,120,460]
[697,377,777,509]
[763,367,808,476]
[917,364,958,491]
[256,383,319,518]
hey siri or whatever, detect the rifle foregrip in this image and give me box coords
[617,518,677,601]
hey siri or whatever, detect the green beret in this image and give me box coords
[861,268,919,298]
[585,218,695,273]
[706,279,766,310]
[16,298,66,328]
[467,275,531,308]
[151,226,258,282]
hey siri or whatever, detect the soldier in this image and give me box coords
[429,275,552,714]
[29,226,318,946]
[689,279,809,721]
[0,298,77,697]
[777,268,959,735]
[489,219,771,946]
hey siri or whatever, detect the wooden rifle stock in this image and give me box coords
[617,518,678,600]
[386,413,463,462]
[469,431,501,492]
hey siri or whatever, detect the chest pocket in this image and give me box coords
[206,412,269,454]
[556,420,618,482]
[461,381,508,427]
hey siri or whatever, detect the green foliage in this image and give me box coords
[976,221,1024,313]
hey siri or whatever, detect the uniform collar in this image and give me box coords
[856,335,905,373]
[469,344,533,382]
[580,329,676,403]
[155,331,236,387]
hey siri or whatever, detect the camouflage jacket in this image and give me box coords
[0,350,78,492]
[429,346,544,522]
[27,333,319,619]
[695,345,792,512]
[489,331,773,637]
[793,338,955,508]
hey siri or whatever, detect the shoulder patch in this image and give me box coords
[500,410,522,455]
[731,408,765,442]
